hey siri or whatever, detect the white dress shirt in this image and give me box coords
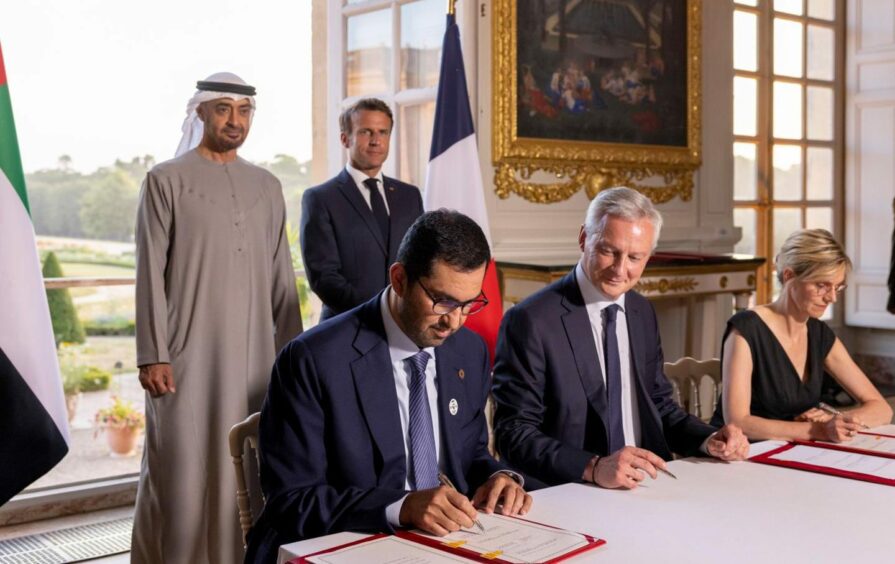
[381,289,439,524]
[575,263,642,448]
[346,163,390,215]
[379,288,520,525]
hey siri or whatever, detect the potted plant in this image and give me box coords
[95,396,145,456]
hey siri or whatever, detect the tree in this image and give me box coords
[43,252,86,345]
[80,169,139,241]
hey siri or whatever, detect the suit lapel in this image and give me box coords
[350,300,406,487]
[434,342,467,491]
[336,169,388,254]
[559,273,608,421]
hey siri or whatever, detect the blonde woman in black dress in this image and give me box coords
[713,229,892,441]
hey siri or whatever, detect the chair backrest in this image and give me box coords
[228,411,262,548]
[663,357,722,422]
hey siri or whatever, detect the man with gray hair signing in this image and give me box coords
[133,72,303,563]
[492,187,748,491]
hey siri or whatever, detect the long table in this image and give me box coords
[279,432,895,563]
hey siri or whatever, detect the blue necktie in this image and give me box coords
[603,304,626,453]
[407,350,439,490]
[363,178,390,244]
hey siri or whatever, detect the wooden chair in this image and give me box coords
[228,411,262,548]
[664,357,722,423]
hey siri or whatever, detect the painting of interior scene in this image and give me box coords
[517,0,689,147]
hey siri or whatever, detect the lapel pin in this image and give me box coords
[449,398,459,416]
[457,369,465,380]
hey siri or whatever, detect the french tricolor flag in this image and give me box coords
[424,11,503,362]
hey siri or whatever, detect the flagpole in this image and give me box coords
[448,0,456,16]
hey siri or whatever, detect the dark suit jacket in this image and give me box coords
[491,270,716,486]
[300,170,423,320]
[245,293,505,563]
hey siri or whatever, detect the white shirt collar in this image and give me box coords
[575,262,626,312]
[346,162,384,190]
[379,288,436,364]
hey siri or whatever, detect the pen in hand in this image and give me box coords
[817,402,870,430]
[658,467,678,480]
[437,472,485,533]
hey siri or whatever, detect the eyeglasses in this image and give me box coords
[417,279,489,316]
[811,281,847,297]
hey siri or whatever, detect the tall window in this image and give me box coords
[732,0,843,305]
[341,0,443,189]
[1,0,311,503]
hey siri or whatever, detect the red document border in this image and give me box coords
[749,442,895,487]
[792,431,895,460]
[290,521,606,564]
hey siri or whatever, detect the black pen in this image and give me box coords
[659,467,678,480]
[437,472,485,533]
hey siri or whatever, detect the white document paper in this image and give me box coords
[771,444,895,480]
[820,433,895,455]
[412,512,593,564]
[306,535,472,564]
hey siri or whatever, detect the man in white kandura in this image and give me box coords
[132,72,303,564]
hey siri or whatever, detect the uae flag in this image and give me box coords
[0,41,70,506]
[424,11,503,362]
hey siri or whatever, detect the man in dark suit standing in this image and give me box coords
[492,187,749,490]
[301,98,424,320]
[246,210,531,563]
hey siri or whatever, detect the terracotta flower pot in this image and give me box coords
[105,426,142,457]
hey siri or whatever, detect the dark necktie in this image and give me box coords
[603,304,626,453]
[363,177,390,243]
[407,350,439,490]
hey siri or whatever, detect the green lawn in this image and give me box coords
[59,262,136,278]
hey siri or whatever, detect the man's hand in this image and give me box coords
[399,486,477,536]
[706,424,750,461]
[471,473,532,517]
[138,363,175,397]
[591,447,667,489]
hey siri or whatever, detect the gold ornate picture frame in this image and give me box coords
[492,0,702,204]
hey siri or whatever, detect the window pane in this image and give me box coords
[807,86,834,140]
[806,207,833,231]
[346,9,393,97]
[734,11,759,72]
[734,208,757,255]
[808,0,836,20]
[399,102,435,190]
[774,18,804,78]
[773,144,803,200]
[806,147,834,200]
[775,0,804,15]
[734,77,758,136]
[807,25,835,81]
[774,208,804,256]
[736,0,759,6]
[401,0,442,90]
[773,81,803,139]
[734,142,758,201]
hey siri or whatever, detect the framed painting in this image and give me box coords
[492,0,702,203]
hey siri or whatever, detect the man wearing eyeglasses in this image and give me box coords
[246,210,531,564]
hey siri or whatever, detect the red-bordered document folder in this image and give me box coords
[750,440,895,487]
[793,431,895,460]
[290,516,606,564]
